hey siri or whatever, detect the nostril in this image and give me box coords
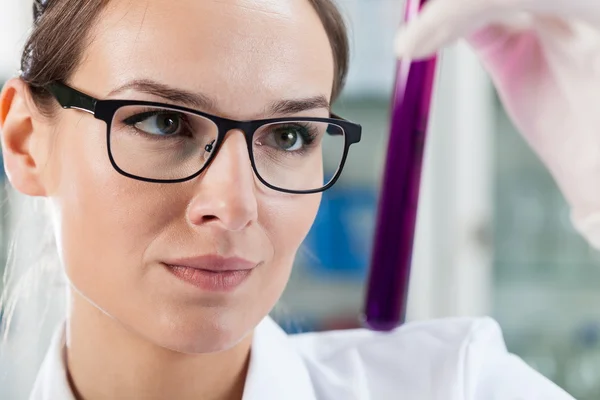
[202,215,218,222]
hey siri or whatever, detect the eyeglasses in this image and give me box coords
[43,82,362,194]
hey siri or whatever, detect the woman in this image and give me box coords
[0,0,576,399]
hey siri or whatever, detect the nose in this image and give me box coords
[187,130,258,231]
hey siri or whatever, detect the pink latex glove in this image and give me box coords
[394,0,600,248]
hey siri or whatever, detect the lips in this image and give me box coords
[163,255,256,272]
[162,255,257,292]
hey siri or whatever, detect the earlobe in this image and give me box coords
[0,78,48,197]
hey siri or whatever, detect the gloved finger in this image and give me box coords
[466,23,541,90]
[466,19,570,142]
[519,1,600,27]
[467,16,580,110]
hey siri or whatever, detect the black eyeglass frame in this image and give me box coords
[43,82,362,194]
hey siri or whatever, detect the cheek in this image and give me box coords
[261,193,321,265]
[47,118,179,303]
[245,192,320,327]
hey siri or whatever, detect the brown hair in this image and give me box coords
[21,0,350,112]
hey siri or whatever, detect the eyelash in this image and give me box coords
[121,109,194,139]
[274,123,319,150]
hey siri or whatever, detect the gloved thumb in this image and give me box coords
[394,0,505,59]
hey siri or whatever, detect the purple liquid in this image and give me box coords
[362,0,438,331]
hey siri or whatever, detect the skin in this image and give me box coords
[0,0,334,398]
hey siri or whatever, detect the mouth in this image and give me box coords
[162,255,257,292]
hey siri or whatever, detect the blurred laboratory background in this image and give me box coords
[2,0,600,399]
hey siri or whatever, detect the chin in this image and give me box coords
[151,312,254,354]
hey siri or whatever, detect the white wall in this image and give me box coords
[0,0,31,78]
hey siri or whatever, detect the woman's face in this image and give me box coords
[38,0,334,353]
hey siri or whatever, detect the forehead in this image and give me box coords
[74,0,335,118]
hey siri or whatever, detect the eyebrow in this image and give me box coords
[107,79,330,117]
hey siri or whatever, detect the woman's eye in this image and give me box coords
[134,113,183,136]
[273,127,305,151]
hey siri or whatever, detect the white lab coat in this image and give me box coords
[30,316,574,399]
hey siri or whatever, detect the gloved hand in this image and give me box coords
[394,0,600,249]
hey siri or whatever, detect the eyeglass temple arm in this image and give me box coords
[328,112,350,137]
[330,112,345,120]
[44,83,349,127]
[45,82,97,115]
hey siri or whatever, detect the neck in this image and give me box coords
[65,292,251,400]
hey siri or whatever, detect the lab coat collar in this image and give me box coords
[31,316,318,400]
[30,324,74,400]
[242,317,318,400]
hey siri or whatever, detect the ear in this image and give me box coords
[0,78,49,197]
